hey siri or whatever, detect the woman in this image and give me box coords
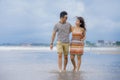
[70,17,86,72]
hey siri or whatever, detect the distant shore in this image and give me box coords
[0,46,120,54]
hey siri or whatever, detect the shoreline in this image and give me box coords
[0,46,120,54]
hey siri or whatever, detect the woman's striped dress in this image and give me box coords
[70,28,84,55]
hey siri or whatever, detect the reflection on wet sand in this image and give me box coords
[51,71,85,80]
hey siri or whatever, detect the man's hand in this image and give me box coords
[50,44,53,50]
[50,31,56,50]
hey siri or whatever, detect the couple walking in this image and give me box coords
[50,11,86,72]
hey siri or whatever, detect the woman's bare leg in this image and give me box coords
[70,54,76,71]
[77,55,81,71]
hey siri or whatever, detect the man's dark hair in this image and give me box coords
[60,11,67,18]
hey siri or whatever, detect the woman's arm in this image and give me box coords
[81,31,86,41]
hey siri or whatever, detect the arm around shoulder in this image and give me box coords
[70,26,74,32]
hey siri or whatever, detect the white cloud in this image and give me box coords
[53,0,85,17]
[0,0,119,43]
[83,0,120,41]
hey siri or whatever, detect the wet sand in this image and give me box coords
[0,50,120,80]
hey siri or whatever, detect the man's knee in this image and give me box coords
[64,55,68,60]
[58,53,62,58]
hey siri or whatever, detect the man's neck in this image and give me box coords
[60,20,66,24]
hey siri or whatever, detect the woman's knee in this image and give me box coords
[77,56,81,60]
[70,55,75,61]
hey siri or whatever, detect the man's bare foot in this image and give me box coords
[59,69,62,72]
[76,69,80,72]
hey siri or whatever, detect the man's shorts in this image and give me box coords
[56,41,69,56]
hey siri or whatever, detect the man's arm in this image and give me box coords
[50,31,56,50]
[69,23,73,33]
[70,26,74,33]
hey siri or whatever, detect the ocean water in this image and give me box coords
[0,49,120,80]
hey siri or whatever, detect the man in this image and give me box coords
[50,11,71,72]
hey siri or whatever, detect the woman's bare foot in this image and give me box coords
[73,66,77,72]
[63,69,66,72]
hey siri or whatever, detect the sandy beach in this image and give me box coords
[0,47,120,80]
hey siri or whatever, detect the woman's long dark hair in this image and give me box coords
[77,17,86,31]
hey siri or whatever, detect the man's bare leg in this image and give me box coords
[58,53,62,72]
[63,55,68,72]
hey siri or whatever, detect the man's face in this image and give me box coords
[62,15,67,22]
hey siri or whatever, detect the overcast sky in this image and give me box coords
[0,0,120,43]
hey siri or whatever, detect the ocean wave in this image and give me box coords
[0,46,120,53]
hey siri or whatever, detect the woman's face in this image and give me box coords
[75,19,80,26]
